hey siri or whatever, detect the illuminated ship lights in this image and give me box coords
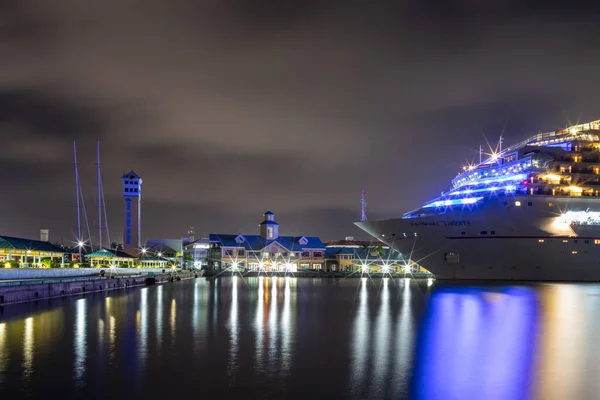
[448,185,516,196]
[555,211,600,227]
[423,197,483,208]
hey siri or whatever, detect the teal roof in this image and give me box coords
[84,248,136,259]
[0,235,70,253]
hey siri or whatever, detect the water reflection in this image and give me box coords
[192,280,210,354]
[156,286,163,349]
[268,277,278,367]
[351,278,370,396]
[7,278,600,399]
[255,276,265,371]
[371,278,391,398]
[228,276,239,377]
[138,288,148,367]
[0,322,6,384]
[280,277,294,377]
[536,284,587,399]
[394,276,414,396]
[74,299,87,384]
[22,316,34,381]
[412,286,538,399]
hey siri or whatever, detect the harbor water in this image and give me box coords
[0,276,596,399]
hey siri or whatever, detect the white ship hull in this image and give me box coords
[356,195,600,281]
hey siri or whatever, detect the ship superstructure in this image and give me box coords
[356,120,600,281]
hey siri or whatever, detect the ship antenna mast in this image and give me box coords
[499,135,504,153]
[361,190,367,221]
[479,144,483,164]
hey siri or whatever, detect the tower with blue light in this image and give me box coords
[122,171,142,255]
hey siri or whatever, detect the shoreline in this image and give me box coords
[0,271,198,306]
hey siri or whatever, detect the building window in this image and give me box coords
[267,227,273,239]
[301,252,310,257]
[491,231,496,235]
[225,249,233,256]
[313,252,322,258]
[312,263,322,270]
[595,240,600,245]
[515,201,521,207]
[300,263,309,269]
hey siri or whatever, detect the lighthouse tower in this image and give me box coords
[122,171,142,255]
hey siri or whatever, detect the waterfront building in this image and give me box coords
[208,211,325,272]
[122,170,142,255]
[84,248,137,268]
[0,235,73,268]
[138,254,169,268]
[324,239,421,273]
[184,238,210,269]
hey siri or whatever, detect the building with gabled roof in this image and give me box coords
[0,235,73,267]
[208,211,325,272]
[84,248,137,267]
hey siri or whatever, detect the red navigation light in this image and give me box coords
[523,180,529,185]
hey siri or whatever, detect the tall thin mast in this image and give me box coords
[74,141,82,260]
[97,141,102,249]
[361,190,367,222]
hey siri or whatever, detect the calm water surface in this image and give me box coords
[0,277,596,399]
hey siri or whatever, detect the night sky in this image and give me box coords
[2,1,600,244]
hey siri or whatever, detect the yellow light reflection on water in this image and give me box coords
[23,317,34,380]
[536,284,585,400]
[255,276,265,371]
[170,298,177,344]
[269,277,278,361]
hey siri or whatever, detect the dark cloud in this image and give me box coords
[1,1,600,243]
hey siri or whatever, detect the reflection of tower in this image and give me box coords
[122,171,142,255]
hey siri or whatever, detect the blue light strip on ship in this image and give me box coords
[423,197,483,208]
[448,185,517,196]
[459,173,527,187]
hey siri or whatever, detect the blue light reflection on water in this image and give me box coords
[3,278,597,399]
[412,286,538,400]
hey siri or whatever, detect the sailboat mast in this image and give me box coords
[74,141,82,260]
[97,141,102,249]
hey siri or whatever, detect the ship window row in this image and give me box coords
[539,239,600,244]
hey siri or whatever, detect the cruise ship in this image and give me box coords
[356,120,600,281]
